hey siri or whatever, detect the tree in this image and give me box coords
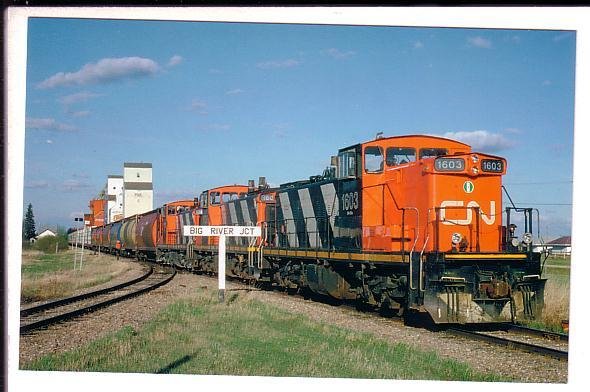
[23,203,36,240]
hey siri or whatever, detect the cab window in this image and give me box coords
[420,148,448,159]
[364,146,384,173]
[386,147,416,166]
[209,191,221,205]
[222,192,238,203]
[199,192,208,208]
[338,149,357,178]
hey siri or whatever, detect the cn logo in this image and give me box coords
[440,200,496,225]
[463,181,474,193]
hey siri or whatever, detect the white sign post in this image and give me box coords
[183,226,261,302]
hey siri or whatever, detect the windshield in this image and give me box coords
[386,147,416,166]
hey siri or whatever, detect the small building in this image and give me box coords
[106,175,124,223]
[30,228,57,243]
[547,236,571,256]
[534,236,571,256]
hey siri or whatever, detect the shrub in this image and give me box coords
[34,236,69,253]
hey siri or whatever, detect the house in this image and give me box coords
[533,236,571,257]
[547,236,571,256]
[30,228,57,243]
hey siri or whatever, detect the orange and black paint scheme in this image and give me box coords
[77,134,546,324]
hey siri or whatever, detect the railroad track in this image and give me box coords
[20,265,176,334]
[446,325,568,361]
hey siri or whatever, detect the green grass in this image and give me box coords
[543,255,571,267]
[21,252,75,278]
[23,290,508,381]
[20,250,131,303]
[522,259,571,334]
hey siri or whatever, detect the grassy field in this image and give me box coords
[528,255,570,333]
[22,290,507,381]
[21,249,133,303]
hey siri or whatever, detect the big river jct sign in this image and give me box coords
[183,225,261,302]
[183,225,261,237]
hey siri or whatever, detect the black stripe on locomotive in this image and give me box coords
[275,178,361,251]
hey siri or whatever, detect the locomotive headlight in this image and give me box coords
[472,167,479,175]
[451,232,463,245]
[511,238,520,247]
[522,232,533,244]
[471,155,479,163]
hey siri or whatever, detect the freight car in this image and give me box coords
[67,227,91,248]
[77,134,546,325]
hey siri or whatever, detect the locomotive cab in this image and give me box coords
[357,135,545,324]
[198,185,249,245]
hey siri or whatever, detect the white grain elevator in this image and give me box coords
[123,162,153,218]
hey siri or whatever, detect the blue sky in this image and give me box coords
[23,18,575,239]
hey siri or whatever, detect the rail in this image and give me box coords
[447,327,568,361]
[20,266,176,334]
[20,266,154,317]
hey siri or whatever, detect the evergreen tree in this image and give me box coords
[23,203,36,240]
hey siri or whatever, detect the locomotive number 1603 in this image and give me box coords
[342,191,359,215]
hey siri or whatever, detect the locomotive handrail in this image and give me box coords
[384,182,421,255]
[258,222,268,269]
[419,233,430,292]
[403,206,420,291]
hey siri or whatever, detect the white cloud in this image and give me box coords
[441,130,514,152]
[225,89,244,96]
[189,99,208,115]
[257,59,300,69]
[323,48,356,59]
[58,91,102,105]
[61,179,92,192]
[46,139,53,144]
[25,180,49,189]
[273,130,287,139]
[413,41,424,49]
[26,117,78,132]
[542,80,552,86]
[196,123,231,132]
[69,110,91,118]
[467,36,492,49]
[270,123,290,139]
[167,55,183,67]
[37,57,160,89]
[504,127,522,134]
